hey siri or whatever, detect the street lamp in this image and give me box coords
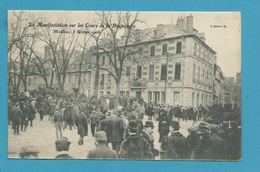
[164,52,169,104]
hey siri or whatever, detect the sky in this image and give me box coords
[9,11,241,77]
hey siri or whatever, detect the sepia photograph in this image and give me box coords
[8,11,241,160]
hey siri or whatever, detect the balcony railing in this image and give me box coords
[130,78,147,89]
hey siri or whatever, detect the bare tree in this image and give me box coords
[88,27,106,98]
[96,12,143,99]
[8,11,38,92]
[38,25,79,90]
[77,34,90,95]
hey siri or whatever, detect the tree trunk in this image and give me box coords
[93,68,99,97]
[115,80,121,100]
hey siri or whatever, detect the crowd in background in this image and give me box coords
[9,87,241,160]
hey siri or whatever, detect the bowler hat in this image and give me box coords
[128,120,140,130]
[55,137,71,144]
[95,131,107,142]
[144,120,155,128]
[170,120,180,129]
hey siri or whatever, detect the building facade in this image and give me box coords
[92,15,216,107]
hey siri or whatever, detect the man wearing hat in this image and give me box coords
[141,121,155,145]
[87,131,118,159]
[165,120,190,159]
[141,120,159,159]
[119,120,153,160]
[55,137,73,159]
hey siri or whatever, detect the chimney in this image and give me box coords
[186,15,193,32]
[197,33,206,42]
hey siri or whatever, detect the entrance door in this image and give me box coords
[153,91,160,105]
[136,91,141,98]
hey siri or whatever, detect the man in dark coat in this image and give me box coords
[89,109,100,136]
[166,120,190,159]
[55,137,73,159]
[108,111,125,152]
[87,131,118,159]
[20,101,29,131]
[146,103,154,120]
[11,102,23,135]
[75,111,88,145]
[119,120,153,160]
[25,99,36,127]
[193,122,214,160]
[209,125,228,160]
[63,103,76,130]
[37,97,50,121]
[158,112,169,142]
[141,120,159,159]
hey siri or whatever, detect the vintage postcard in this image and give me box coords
[8,11,241,160]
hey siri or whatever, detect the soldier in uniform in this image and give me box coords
[53,108,63,138]
[119,120,153,160]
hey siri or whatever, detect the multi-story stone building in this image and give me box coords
[92,15,217,107]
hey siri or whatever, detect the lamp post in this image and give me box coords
[164,52,169,104]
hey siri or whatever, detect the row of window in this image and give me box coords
[126,63,182,81]
[99,42,183,67]
[192,63,213,87]
[149,42,182,57]
[194,42,214,64]
[66,73,91,84]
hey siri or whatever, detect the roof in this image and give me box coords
[118,24,216,54]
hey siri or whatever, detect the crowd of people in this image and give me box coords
[9,88,241,160]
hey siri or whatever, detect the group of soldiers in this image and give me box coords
[9,90,241,160]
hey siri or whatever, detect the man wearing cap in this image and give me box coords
[193,122,214,159]
[87,131,118,159]
[119,120,153,160]
[55,137,73,159]
[165,120,190,159]
[19,145,39,159]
